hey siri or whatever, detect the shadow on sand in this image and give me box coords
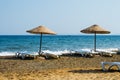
[68,69,120,73]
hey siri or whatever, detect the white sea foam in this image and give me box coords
[42,49,75,55]
[0,48,119,56]
[0,52,16,56]
[97,48,119,52]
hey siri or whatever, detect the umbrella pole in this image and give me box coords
[94,32,96,52]
[39,33,42,56]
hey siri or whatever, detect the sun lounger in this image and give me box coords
[40,52,60,59]
[79,49,99,57]
[101,62,120,71]
[15,52,37,59]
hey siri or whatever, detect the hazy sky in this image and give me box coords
[0,0,120,35]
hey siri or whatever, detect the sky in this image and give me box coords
[0,0,120,35]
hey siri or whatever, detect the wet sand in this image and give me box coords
[0,55,120,80]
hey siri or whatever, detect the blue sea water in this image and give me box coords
[0,35,120,55]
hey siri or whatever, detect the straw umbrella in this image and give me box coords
[80,24,110,51]
[26,25,56,56]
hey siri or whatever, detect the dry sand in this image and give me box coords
[0,55,120,80]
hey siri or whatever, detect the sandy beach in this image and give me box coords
[0,55,120,80]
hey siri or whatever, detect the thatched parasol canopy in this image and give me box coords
[26,25,56,34]
[81,24,110,34]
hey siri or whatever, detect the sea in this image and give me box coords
[0,35,120,56]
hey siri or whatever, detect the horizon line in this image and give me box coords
[0,34,120,36]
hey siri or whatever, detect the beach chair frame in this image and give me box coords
[101,62,120,71]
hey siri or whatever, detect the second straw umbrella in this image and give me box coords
[80,24,110,51]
